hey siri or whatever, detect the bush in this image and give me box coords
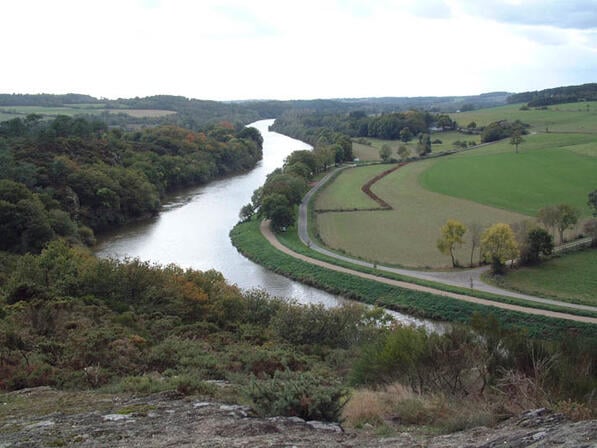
[243,370,347,421]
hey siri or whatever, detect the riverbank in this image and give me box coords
[229,219,596,338]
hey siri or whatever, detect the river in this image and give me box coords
[96,119,435,328]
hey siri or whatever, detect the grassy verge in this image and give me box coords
[277,222,596,319]
[485,249,597,307]
[229,220,596,338]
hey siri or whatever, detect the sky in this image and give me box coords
[2,0,596,101]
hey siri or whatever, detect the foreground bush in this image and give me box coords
[242,370,347,421]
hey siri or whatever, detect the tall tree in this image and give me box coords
[437,219,467,267]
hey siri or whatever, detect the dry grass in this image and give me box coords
[343,383,498,433]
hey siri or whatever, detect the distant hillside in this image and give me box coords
[507,83,597,107]
[0,92,512,130]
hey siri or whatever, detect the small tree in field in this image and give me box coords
[437,219,467,267]
[509,130,524,153]
[481,223,519,274]
[379,144,392,162]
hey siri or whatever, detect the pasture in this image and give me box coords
[449,101,597,132]
[314,164,390,210]
[315,101,597,268]
[492,249,597,307]
[0,105,176,121]
[419,133,597,217]
[315,161,528,268]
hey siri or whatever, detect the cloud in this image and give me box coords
[457,0,597,29]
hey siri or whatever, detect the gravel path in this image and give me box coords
[261,221,596,324]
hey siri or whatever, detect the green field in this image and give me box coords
[450,101,597,132]
[492,249,597,306]
[316,161,527,268]
[315,164,389,210]
[314,102,597,268]
[353,131,480,162]
[420,133,597,217]
[0,105,176,121]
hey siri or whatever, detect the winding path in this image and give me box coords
[259,165,597,323]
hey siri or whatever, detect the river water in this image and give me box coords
[96,119,435,328]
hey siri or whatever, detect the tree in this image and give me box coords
[539,203,581,244]
[239,203,255,223]
[553,204,580,243]
[509,130,524,153]
[399,127,413,143]
[481,223,519,274]
[397,145,409,160]
[436,219,467,267]
[379,144,392,162]
[468,222,483,267]
[589,190,597,216]
[524,228,553,264]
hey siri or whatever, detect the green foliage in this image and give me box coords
[523,228,553,265]
[243,370,347,421]
[0,116,263,246]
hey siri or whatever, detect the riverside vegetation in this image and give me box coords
[1,88,596,440]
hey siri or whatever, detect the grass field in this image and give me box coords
[352,131,480,162]
[491,249,597,307]
[315,164,389,210]
[316,102,597,268]
[419,133,597,217]
[316,161,528,268]
[450,101,597,132]
[0,105,176,120]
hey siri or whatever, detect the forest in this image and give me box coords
[0,114,263,252]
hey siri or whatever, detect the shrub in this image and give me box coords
[242,370,347,421]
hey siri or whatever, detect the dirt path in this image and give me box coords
[261,220,597,324]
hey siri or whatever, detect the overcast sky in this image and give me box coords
[2,0,595,101]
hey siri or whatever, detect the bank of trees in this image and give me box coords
[0,115,263,250]
[241,130,353,231]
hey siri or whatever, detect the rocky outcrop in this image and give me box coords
[1,388,595,447]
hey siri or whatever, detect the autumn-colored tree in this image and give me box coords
[437,219,467,267]
[481,223,519,274]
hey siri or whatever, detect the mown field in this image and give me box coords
[315,164,389,210]
[315,102,596,269]
[420,133,597,217]
[316,161,528,268]
[449,101,597,131]
[491,249,597,307]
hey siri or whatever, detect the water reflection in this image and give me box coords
[96,120,438,329]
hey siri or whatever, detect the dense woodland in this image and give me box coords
[507,83,597,107]
[0,114,263,252]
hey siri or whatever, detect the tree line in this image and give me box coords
[437,193,597,272]
[0,114,263,253]
[240,128,353,231]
